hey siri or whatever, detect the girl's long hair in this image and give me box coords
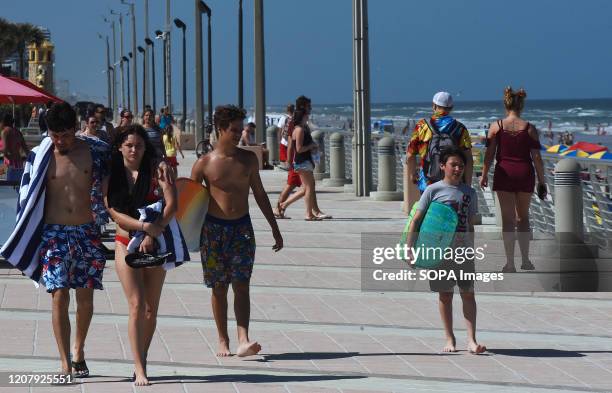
[107,124,157,216]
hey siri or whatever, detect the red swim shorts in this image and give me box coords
[287,168,301,187]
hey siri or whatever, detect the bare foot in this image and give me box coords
[467,341,487,354]
[134,371,150,386]
[442,337,457,353]
[217,340,231,357]
[236,341,262,357]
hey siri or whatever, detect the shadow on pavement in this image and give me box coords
[253,351,448,362]
[147,373,366,384]
[489,348,612,357]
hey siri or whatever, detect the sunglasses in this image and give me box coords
[89,121,99,124]
[123,115,133,119]
[95,110,105,114]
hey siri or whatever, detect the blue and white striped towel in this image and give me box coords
[126,200,190,270]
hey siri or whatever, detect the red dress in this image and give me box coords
[492,120,541,193]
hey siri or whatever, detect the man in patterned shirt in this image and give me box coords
[406,92,473,192]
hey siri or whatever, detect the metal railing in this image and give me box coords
[322,130,612,245]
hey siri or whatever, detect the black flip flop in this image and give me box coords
[72,360,89,378]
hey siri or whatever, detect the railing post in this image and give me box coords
[370,136,402,201]
[554,158,584,241]
[266,125,279,164]
[344,135,357,193]
[311,130,329,181]
[323,132,349,186]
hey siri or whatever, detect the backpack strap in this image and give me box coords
[424,119,439,135]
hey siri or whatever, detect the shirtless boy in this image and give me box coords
[191,105,283,357]
[42,103,109,376]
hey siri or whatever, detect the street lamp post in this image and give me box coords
[174,18,187,131]
[121,0,138,116]
[137,46,146,114]
[238,0,243,109]
[195,0,207,142]
[155,30,167,108]
[108,66,115,113]
[98,33,112,110]
[123,55,131,110]
[104,17,118,117]
[111,10,125,111]
[199,1,213,137]
[254,0,265,143]
[145,37,156,113]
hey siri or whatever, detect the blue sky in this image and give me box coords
[3,0,612,109]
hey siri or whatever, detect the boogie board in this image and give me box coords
[399,201,458,269]
[176,177,209,251]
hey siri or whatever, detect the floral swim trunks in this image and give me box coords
[39,222,106,293]
[200,214,256,288]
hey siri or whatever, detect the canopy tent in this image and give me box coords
[566,141,607,154]
[0,74,62,104]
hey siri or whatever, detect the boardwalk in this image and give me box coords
[1,152,612,393]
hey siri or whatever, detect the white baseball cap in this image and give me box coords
[432,91,453,108]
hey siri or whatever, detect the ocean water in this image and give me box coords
[266,98,612,149]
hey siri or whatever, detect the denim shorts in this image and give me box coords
[293,161,314,172]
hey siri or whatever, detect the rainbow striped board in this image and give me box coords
[176,177,209,251]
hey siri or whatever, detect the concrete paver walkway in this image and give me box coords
[1,151,611,392]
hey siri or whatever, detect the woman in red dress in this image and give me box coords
[480,87,547,273]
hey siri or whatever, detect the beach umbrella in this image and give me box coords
[566,141,607,154]
[588,151,612,160]
[559,149,589,158]
[0,74,61,104]
[546,144,568,153]
[540,144,549,151]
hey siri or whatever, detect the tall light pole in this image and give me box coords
[353,0,372,196]
[195,0,204,142]
[238,0,243,109]
[137,45,146,113]
[144,0,151,108]
[108,66,115,113]
[111,10,125,111]
[165,0,172,113]
[174,18,187,131]
[145,37,156,113]
[98,33,111,110]
[254,0,265,143]
[123,55,131,110]
[104,17,118,117]
[155,30,167,108]
[121,0,138,116]
[203,3,212,136]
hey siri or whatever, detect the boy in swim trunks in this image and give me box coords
[191,105,283,357]
[42,103,109,376]
[405,146,486,354]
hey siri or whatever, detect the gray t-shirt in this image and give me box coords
[417,180,478,232]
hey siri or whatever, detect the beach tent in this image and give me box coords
[588,151,612,160]
[559,149,590,158]
[566,141,607,154]
[0,74,61,104]
[546,144,569,153]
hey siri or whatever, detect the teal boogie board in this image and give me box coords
[399,201,458,269]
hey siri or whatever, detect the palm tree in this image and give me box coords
[0,18,18,64]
